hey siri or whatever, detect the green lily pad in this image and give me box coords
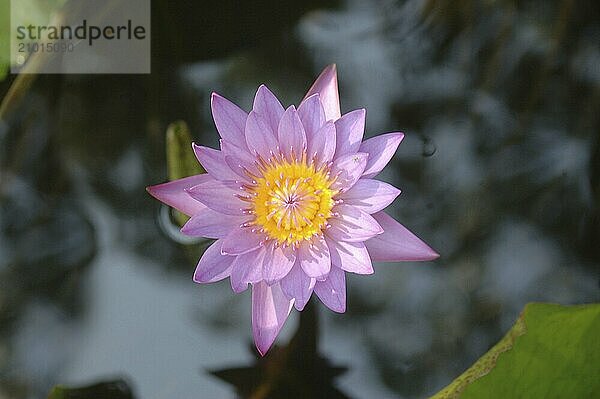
[432,302,600,399]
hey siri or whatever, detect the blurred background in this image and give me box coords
[1,0,599,398]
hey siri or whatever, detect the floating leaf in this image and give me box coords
[47,379,135,399]
[432,302,600,399]
[165,120,203,226]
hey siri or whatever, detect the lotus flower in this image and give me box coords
[147,65,438,355]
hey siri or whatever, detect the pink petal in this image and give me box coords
[359,132,404,178]
[252,281,294,356]
[302,64,341,122]
[185,179,244,216]
[326,204,384,242]
[262,243,296,285]
[281,262,316,311]
[298,93,325,142]
[245,110,279,159]
[181,207,246,239]
[298,238,331,279]
[307,121,336,165]
[340,179,401,214]
[278,105,307,158]
[331,152,368,191]
[365,212,439,261]
[146,174,211,217]
[211,93,248,150]
[193,240,235,283]
[221,227,263,255]
[230,248,265,293]
[220,139,259,179]
[326,238,373,275]
[334,109,365,158]
[192,143,240,181]
[252,85,284,137]
[314,266,346,313]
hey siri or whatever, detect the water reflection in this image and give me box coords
[1,0,599,398]
[211,302,350,398]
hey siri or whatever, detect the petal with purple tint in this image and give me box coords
[331,152,368,191]
[302,64,341,122]
[193,240,235,283]
[230,248,265,293]
[365,212,439,261]
[298,93,325,141]
[307,121,336,165]
[221,227,263,255]
[211,93,248,150]
[262,243,296,285]
[298,238,331,279]
[146,174,211,217]
[281,262,316,311]
[252,85,284,135]
[245,110,279,159]
[192,143,240,181]
[359,132,404,178]
[181,207,246,239]
[185,179,244,216]
[326,238,373,275]
[334,109,365,158]
[340,179,401,214]
[326,204,383,242]
[278,105,307,157]
[220,139,259,179]
[252,281,294,356]
[314,266,346,313]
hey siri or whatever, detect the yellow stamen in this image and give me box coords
[245,156,337,246]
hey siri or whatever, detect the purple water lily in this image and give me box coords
[148,65,438,355]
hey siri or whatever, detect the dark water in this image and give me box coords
[1,0,599,398]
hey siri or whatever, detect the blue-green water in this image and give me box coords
[1,0,599,398]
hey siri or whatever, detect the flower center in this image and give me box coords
[242,154,337,246]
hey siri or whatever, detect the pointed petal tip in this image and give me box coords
[304,65,341,121]
[252,282,293,357]
[293,298,310,311]
[255,338,272,357]
[255,84,271,96]
[192,270,204,284]
[210,91,227,101]
[391,131,405,142]
[426,248,440,260]
[366,212,440,262]
[146,182,171,200]
[408,237,439,261]
[321,63,337,76]
[179,224,191,236]
[209,91,220,105]
[331,303,346,313]
[252,316,285,357]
